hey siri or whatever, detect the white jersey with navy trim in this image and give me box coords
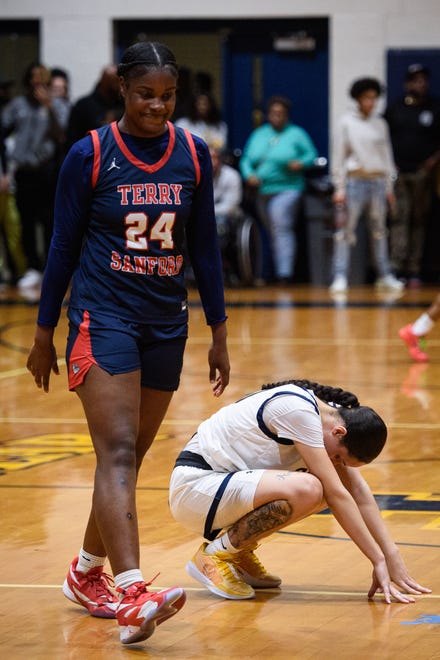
[185,384,324,472]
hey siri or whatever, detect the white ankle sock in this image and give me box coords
[76,547,106,573]
[412,313,434,337]
[114,569,144,594]
[205,533,239,555]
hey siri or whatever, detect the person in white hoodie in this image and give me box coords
[329,78,403,294]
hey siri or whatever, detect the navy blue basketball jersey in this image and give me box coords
[68,121,201,324]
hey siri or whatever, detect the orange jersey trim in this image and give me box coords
[183,129,201,186]
[89,130,101,189]
[110,120,176,173]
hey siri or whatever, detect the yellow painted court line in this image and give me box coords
[2,417,438,429]
[188,335,440,348]
[0,367,30,379]
[0,417,201,425]
[0,584,438,598]
[188,336,440,347]
[0,360,66,380]
[0,417,89,424]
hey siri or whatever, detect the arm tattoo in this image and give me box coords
[228,500,292,548]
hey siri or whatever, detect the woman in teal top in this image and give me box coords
[240,96,317,283]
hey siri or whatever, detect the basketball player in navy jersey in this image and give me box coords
[26,41,230,645]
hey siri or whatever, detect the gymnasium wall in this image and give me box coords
[1,0,440,148]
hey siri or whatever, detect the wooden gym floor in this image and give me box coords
[0,283,439,659]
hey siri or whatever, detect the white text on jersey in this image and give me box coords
[117,183,183,205]
[110,251,184,276]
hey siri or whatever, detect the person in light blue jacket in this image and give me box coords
[240,96,317,283]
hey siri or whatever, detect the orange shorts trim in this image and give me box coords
[67,310,98,390]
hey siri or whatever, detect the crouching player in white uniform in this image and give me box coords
[169,379,431,602]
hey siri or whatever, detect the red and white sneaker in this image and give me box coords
[116,581,186,645]
[399,324,429,363]
[62,556,118,618]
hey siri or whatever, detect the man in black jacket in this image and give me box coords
[384,64,440,287]
[66,65,124,148]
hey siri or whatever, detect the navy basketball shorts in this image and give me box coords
[66,308,188,392]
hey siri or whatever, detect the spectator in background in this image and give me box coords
[1,62,68,289]
[172,66,193,121]
[239,95,317,285]
[0,76,26,287]
[210,144,243,286]
[399,291,440,362]
[50,68,71,170]
[66,64,124,148]
[50,67,70,101]
[175,92,228,150]
[329,77,403,295]
[0,76,14,108]
[384,64,440,288]
[194,71,213,95]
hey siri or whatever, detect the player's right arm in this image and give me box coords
[37,138,93,327]
[27,138,93,392]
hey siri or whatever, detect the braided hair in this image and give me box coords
[261,379,387,464]
[117,42,178,82]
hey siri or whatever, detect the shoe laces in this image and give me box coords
[86,568,117,601]
[400,326,423,348]
[234,549,267,575]
[408,333,427,352]
[409,333,424,348]
[215,555,244,583]
[116,573,160,599]
[410,344,428,360]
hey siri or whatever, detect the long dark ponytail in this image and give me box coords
[262,379,387,463]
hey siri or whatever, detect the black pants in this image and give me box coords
[14,163,57,271]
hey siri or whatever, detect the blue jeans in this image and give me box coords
[257,189,302,280]
[332,177,391,280]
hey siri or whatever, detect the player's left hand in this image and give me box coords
[27,342,59,393]
[368,564,416,604]
[208,321,230,396]
[208,342,230,396]
[26,326,59,393]
[385,550,432,595]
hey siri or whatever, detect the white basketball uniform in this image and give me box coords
[169,384,324,537]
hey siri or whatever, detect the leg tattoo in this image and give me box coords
[227,500,292,549]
